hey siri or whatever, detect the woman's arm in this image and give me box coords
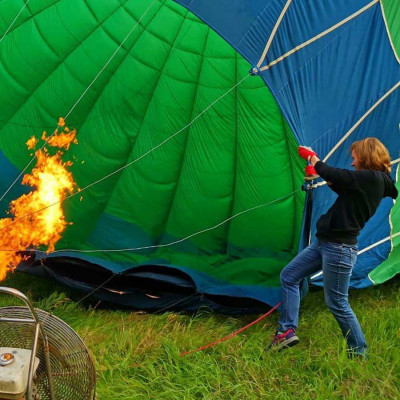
[313,160,357,187]
[298,146,357,188]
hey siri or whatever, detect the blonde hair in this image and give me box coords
[351,138,391,174]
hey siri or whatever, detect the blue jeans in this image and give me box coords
[279,240,367,355]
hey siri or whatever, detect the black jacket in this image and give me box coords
[314,161,398,244]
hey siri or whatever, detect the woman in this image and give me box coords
[270,138,398,356]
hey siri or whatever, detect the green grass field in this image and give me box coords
[1,271,399,400]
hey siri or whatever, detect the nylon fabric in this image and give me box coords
[175,0,400,288]
[382,0,400,60]
[1,0,399,308]
[369,163,400,284]
[175,0,374,72]
[0,0,304,309]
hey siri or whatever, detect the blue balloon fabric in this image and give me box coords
[174,0,400,289]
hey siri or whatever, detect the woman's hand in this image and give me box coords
[298,146,320,166]
[298,146,317,162]
[309,154,320,166]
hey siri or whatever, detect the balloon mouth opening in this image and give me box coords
[17,256,271,314]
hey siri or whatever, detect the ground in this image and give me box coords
[1,271,399,400]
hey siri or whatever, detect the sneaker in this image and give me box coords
[269,329,299,351]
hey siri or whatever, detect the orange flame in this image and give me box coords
[42,129,78,151]
[26,136,38,150]
[0,120,78,281]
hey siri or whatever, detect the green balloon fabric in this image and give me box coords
[382,0,400,60]
[370,0,400,288]
[369,168,400,285]
[0,0,305,309]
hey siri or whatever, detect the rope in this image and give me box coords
[1,187,300,253]
[259,0,379,72]
[75,274,118,305]
[0,0,31,45]
[7,190,297,310]
[0,0,158,205]
[323,80,400,162]
[357,231,400,255]
[64,74,251,196]
[69,273,195,311]
[1,74,253,311]
[308,149,400,190]
[310,230,400,280]
[310,182,400,281]
[39,255,197,308]
[63,0,158,122]
[2,0,394,312]
[379,0,400,65]
[0,73,251,235]
[256,0,293,68]
[154,294,196,315]
[0,123,63,204]
[180,301,282,356]
[392,158,400,165]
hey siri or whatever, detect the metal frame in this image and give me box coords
[0,287,55,400]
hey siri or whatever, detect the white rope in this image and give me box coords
[0,73,251,234]
[1,188,300,254]
[69,74,251,195]
[391,158,400,165]
[0,0,158,204]
[256,0,293,69]
[387,160,399,258]
[357,229,400,255]
[0,0,31,45]
[0,0,34,202]
[309,157,400,279]
[323,80,400,162]
[310,230,400,280]
[285,3,399,278]
[310,271,322,280]
[63,0,158,121]
[259,0,379,72]
[308,158,400,190]
[379,0,400,65]
[367,160,400,285]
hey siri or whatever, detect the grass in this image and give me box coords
[1,271,400,400]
